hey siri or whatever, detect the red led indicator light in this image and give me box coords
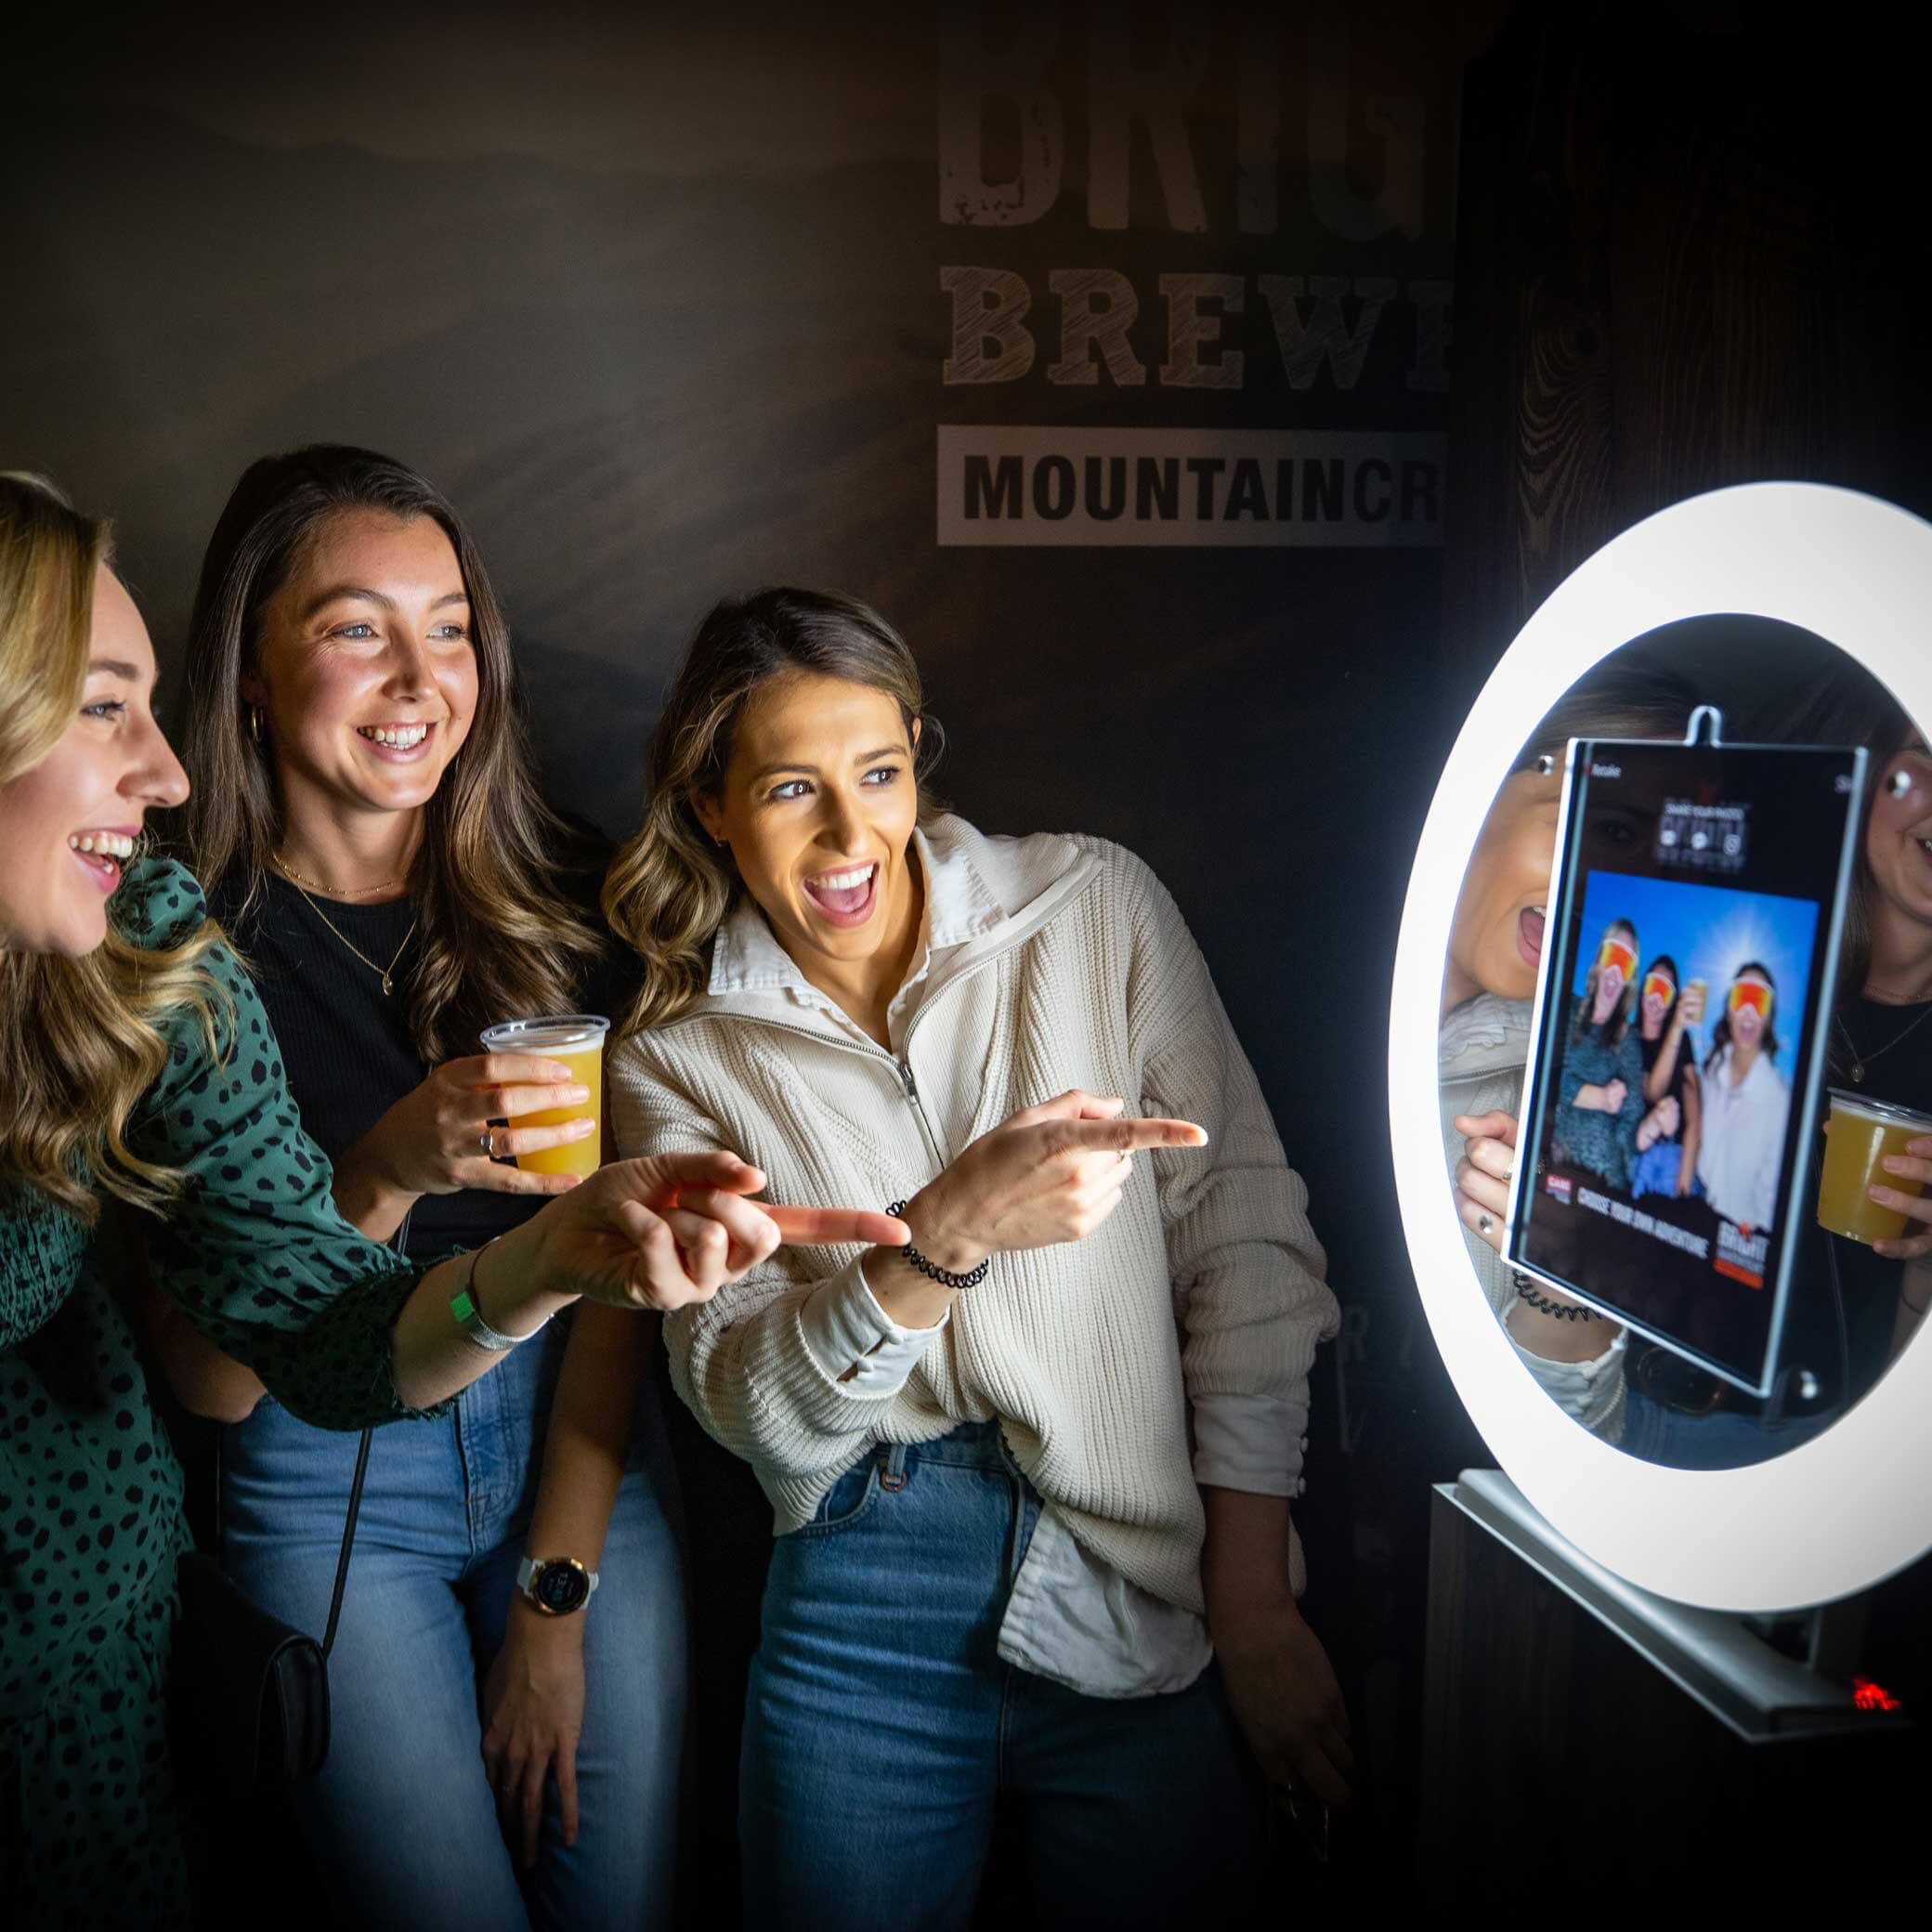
[1852,1677,1902,1713]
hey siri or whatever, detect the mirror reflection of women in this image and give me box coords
[1693,963,1788,1232]
[0,479,832,1925]
[1443,666,1695,1438]
[1815,703,1932,1275]
[1836,732,1932,1364]
[1615,685,1930,1469]
[603,589,1347,1929]
[1629,954,1704,1198]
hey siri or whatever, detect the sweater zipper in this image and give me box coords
[893,1054,944,1176]
[674,952,1007,1181]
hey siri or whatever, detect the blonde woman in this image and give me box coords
[604,588,1346,1931]
[0,475,902,1925]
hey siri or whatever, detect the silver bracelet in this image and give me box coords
[449,1239,526,1352]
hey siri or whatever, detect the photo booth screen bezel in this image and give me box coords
[1389,480,1932,1613]
[1505,736,1865,1397]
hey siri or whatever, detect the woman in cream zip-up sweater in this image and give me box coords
[605,589,1346,1931]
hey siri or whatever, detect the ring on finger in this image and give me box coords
[479,1127,497,1160]
[1478,1213,1493,1234]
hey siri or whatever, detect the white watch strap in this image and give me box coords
[516,1556,600,1600]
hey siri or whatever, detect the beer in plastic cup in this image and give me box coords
[1681,978,1708,1026]
[476,1014,609,1179]
[1815,1089,1932,1245]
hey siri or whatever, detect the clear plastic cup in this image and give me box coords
[1816,1089,1932,1245]
[476,1014,609,1178]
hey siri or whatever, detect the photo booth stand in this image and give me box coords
[1394,489,1932,1906]
[1421,1469,1913,1906]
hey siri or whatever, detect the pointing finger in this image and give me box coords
[767,1206,912,1248]
[1052,1117,1206,1155]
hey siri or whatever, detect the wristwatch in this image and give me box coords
[516,1555,600,1616]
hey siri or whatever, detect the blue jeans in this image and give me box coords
[220,1319,685,1930]
[739,1421,1263,1932]
[1620,1389,1836,1468]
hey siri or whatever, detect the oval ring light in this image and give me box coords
[1390,482,1932,1610]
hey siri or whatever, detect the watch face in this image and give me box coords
[532,1560,590,1615]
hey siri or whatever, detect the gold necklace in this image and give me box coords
[272,853,409,898]
[279,872,419,997]
[1837,1003,1932,1084]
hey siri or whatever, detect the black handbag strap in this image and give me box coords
[320,1427,372,1661]
[317,1204,413,1660]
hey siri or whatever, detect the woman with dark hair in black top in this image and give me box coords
[1629,953,1704,1201]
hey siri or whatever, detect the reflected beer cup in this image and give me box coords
[1816,1089,1932,1245]
[477,1014,610,1179]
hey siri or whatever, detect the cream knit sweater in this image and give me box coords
[608,816,1338,1616]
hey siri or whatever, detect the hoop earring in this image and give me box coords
[248,704,264,746]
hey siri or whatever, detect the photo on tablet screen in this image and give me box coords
[1508,736,1866,1396]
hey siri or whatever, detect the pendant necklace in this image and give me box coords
[1836,1002,1932,1085]
[275,859,417,997]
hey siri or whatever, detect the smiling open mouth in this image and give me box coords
[1517,907,1545,969]
[68,829,136,893]
[357,722,435,755]
[802,862,880,928]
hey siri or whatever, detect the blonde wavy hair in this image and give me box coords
[605,587,945,1039]
[0,473,222,1222]
[178,446,606,1064]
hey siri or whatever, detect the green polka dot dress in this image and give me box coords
[2,861,447,1924]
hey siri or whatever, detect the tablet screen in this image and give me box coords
[1508,737,1865,1395]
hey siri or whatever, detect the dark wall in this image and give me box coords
[5,1,1497,1886]
[3,0,1483,1584]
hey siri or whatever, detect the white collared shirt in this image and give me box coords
[1695,1045,1789,1232]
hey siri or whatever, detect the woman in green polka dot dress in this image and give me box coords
[0,474,908,1925]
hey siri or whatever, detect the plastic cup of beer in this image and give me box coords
[476,1014,609,1179]
[1816,1089,1932,1244]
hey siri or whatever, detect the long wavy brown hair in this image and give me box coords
[604,587,946,1039]
[0,473,221,1222]
[177,445,605,1063]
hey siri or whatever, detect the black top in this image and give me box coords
[1638,1024,1696,1141]
[209,870,624,1263]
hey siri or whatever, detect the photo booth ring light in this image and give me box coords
[1390,482,1932,1612]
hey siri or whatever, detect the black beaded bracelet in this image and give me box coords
[1511,1272,1599,1321]
[886,1200,991,1291]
